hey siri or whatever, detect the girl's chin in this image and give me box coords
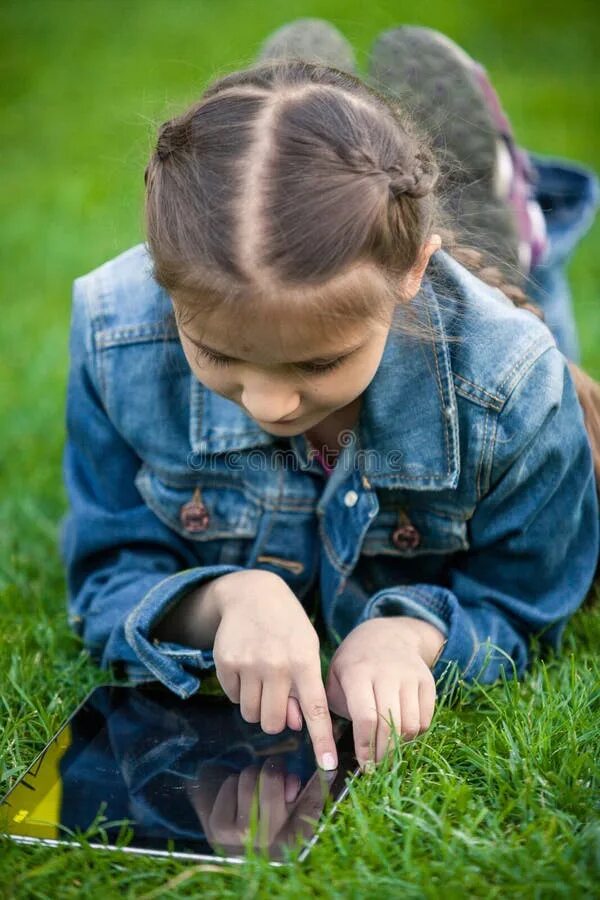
[258,412,325,434]
[260,416,305,431]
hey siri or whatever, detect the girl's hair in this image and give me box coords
[143,58,600,509]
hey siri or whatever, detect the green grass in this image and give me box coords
[1,1,599,896]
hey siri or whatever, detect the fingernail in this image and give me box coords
[321,752,337,771]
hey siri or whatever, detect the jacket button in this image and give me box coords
[344,490,359,507]
[180,486,210,532]
[391,508,421,550]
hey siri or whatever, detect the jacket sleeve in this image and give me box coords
[359,344,599,696]
[59,277,245,699]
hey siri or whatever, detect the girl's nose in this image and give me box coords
[240,387,301,424]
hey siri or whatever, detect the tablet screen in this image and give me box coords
[0,683,357,864]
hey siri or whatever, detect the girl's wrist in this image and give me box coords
[389,615,447,669]
[151,578,223,648]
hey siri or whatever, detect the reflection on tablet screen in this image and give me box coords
[0,683,357,864]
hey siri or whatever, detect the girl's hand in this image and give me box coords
[324,616,445,768]
[211,569,338,771]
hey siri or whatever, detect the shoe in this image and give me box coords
[256,18,357,75]
[366,25,547,278]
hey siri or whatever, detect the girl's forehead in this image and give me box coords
[173,259,393,352]
[182,303,376,360]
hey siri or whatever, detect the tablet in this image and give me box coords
[0,682,359,865]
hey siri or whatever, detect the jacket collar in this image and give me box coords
[188,271,460,491]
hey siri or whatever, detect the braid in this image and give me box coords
[445,237,546,322]
[385,148,439,200]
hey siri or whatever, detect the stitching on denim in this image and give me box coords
[372,467,459,484]
[375,502,475,521]
[250,466,284,560]
[244,472,317,511]
[137,476,259,542]
[146,463,315,513]
[124,619,195,698]
[481,410,499,497]
[94,273,111,401]
[374,473,446,484]
[96,322,179,348]
[146,466,250,491]
[156,648,215,667]
[476,408,489,502]
[496,338,544,397]
[178,472,318,514]
[189,376,203,450]
[425,300,451,477]
[319,520,350,576]
[454,373,503,410]
[496,338,554,404]
[254,496,315,513]
[455,373,503,403]
[364,506,469,555]
[405,586,448,614]
[454,381,494,410]
[78,279,104,406]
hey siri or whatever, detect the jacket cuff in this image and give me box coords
[361,585,450,639]
[124,564,246,699]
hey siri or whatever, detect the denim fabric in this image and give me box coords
[59,157,599,700]
[527,154,600,363]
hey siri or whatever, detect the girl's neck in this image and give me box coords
[303,395,362,455]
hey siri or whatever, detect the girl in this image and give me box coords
[60,21,600,773]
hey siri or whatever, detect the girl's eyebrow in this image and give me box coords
[181,328,364,365]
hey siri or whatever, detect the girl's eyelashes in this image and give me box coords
[194,345,346,375]
[301,357,345,374]
[195,346,232,369]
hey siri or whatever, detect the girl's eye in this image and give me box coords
[196,345,345,375]
[297,357,344,374]
[196,347,232,368]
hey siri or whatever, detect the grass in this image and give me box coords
[1,0,599,896]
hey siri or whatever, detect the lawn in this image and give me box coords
[1,0,599,896]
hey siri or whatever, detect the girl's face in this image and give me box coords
[175,237,440,436]
[177,305,393,436]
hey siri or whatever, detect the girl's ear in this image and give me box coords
[398,234,442,301]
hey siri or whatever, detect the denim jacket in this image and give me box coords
[59,155,599,701]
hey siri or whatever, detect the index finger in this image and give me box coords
[295,670,338,771]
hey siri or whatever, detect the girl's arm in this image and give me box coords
[354,344,599,696]
[60,278,248,698]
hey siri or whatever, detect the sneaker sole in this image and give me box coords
[366,25,520,272]
[256,18,357,74]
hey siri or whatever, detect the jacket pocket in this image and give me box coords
[134,462,261,565]
[361,505,470,558]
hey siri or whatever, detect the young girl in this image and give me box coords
[60,21,600,773]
